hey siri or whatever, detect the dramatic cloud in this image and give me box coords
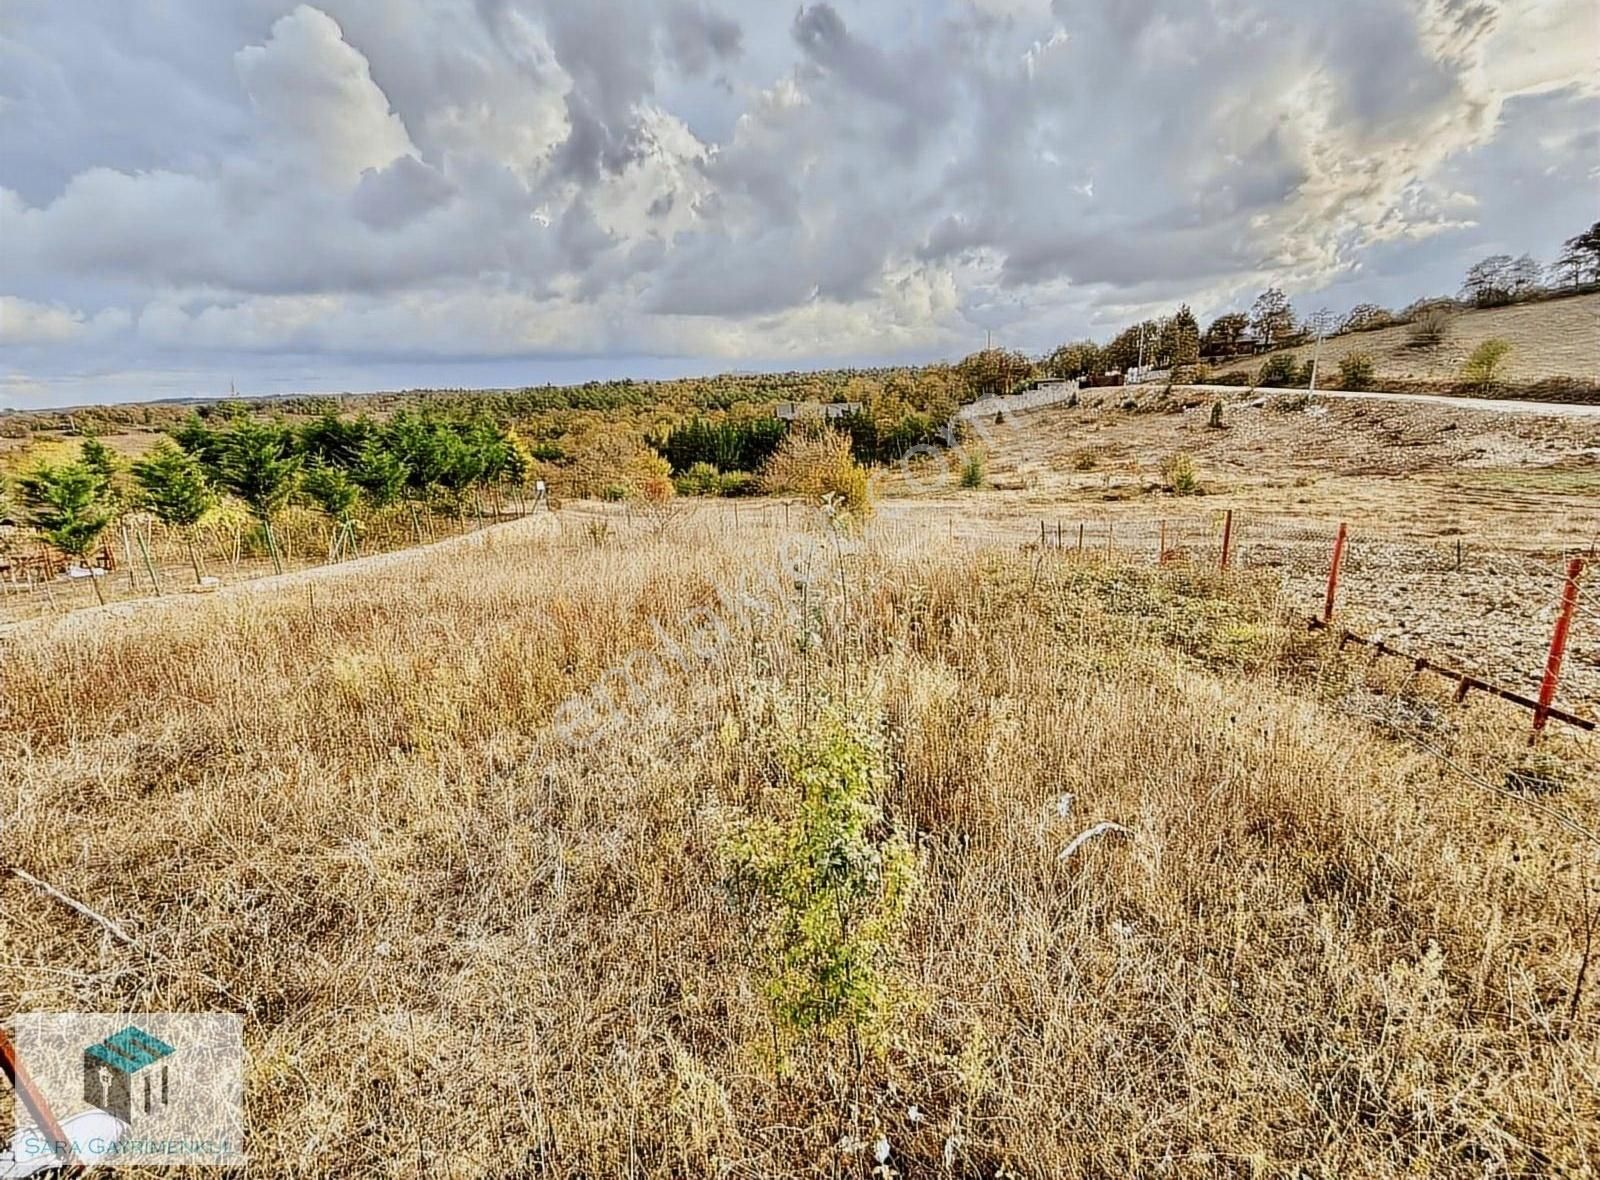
[0,0,1593,406]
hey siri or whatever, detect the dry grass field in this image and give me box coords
[882,393,1600,706]
[3,504,1598,1177]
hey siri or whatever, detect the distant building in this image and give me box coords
[773,401,861,421]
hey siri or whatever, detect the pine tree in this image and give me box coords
[79,436,122,504]
[349,437,408,511]
[303,464,360,560]
[19,462,114,603]
[132,442,217,583]
[217,419,301,574]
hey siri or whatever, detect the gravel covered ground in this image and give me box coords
[1241,530,1599,711]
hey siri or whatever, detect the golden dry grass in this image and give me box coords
[3,507,1598,1177]
[1240,291,1600,385]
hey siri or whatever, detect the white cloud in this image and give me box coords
[234,5,416,187]
[0,297,129,346]
[0,297,87,345]
[0,0,1593,406]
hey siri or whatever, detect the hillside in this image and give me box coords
[1236,291,1600,385]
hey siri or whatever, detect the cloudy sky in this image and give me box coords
[1,0,1595,409]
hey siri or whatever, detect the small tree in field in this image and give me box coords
[19,462,114,603]
[1337,353,1376,389]
[217,419,301,574]
[720,706,918,1062]
[1257,354,1300,388]
[303,464,360,560]
[132,442,217,583]
[1461,339,1512,392]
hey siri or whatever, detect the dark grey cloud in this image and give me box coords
[0,0,1593,406]
[664,1,742,75]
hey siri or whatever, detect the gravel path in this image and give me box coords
[1188,384,1600,419]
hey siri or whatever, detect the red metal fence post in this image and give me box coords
[1323,522,1348,624]
[1531,557,1584,744]
[1219,510,1233,571]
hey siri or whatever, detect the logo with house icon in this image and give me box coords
[82,1026,176,1125]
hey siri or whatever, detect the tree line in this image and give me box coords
[963,218,1600,388]
[1,409,539,601]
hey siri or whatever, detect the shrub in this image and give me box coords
[1207,401,1224,429]
[1161,451,1201,495]
[1407,308,1452,349]
[958,450,987,489]
[1337,353,1375,389]
[674,461,723,496]
[1071,450,1098,472]
[716,471,760,497]
[1461,338,1512,391]
[760,426,873,516]
[720,705,918,1050]
[1257,354,1301,387]
[1213,370,1253,387]
[1296,360,1317,386]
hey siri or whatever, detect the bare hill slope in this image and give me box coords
[1239,291,1599,383]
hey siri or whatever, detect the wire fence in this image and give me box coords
[915,507,1598,722]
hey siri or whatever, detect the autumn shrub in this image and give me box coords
[1461,338,1512,391]
[1407,308,1452,349]
[760,426,873,515]
[674,461,723,496]
[1258,354,1301,387]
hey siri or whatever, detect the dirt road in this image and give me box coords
[1190,384,1600,418]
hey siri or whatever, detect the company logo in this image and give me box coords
[83,1026,177,1125]
[4,1014,243,1173]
